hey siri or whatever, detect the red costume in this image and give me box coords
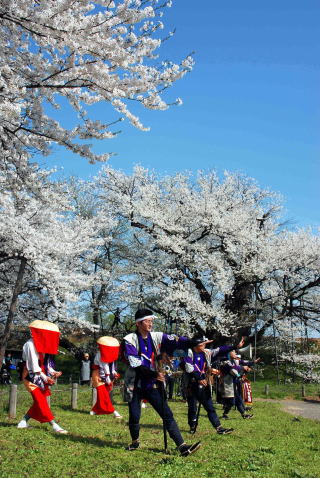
[18,320,66,432]
[91,336,120,415]
[241,375,253,405]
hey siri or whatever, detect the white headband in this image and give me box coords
[135,314,156,323]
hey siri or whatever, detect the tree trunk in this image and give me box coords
[224,278,254,316]
[0,257,27,365]
[92,306,100,326]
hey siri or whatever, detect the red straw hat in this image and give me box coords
[29,320,60,354]
[97,336,120,363]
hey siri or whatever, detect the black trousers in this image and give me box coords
[187,384,221,429]
[223,389,246,415]
[166,375,174,399]
[128,386,184,446]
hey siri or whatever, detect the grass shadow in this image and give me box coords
[0,421,20,428]
[52,432,127,449]
[139,423,163,430]
[59,405,92,414]
[146,446,173,454]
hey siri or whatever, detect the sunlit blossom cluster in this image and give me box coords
[0,0,192,166]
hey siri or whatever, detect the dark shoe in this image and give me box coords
[125,441,140,451]
[221,414,230,420]
[242,414,254,419]
[216,426,234,435]
[245,406,253,411]
[179,441,201,457]
[189,423,197,434]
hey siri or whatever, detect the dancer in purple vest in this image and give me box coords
[220,350,260,420]
[123,308,202,457]
[184,336,245,434]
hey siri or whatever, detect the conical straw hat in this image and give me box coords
[29,320,59,333]
[97,336,119,347]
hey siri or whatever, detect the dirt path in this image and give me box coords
[256,398,320,421]
[280,399,320,421]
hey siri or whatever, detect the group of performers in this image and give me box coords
[17,309,259,457]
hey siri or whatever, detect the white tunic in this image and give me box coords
[94,351,116,385]
[22,338,55,382]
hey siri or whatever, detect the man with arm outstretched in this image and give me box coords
[123,308,201,457]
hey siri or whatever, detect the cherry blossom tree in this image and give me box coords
[1,0,194,358]
[252,230,320,341]
[279,352,320,383]
[97,166,320,340]
[65,177,135,329]
[0,167,101,364]
[0,0,193,169]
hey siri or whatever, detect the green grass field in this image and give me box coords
[0,384,319,478]
[252,380,320,400]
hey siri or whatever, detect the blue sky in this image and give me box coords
[45,0,320,229]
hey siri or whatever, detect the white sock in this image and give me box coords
[51,421,64,432]
[17,419,29,428]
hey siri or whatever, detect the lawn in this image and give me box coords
[0,384,319,478]
[251,380,320,401]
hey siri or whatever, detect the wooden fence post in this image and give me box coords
[71,383,78,410]
[9,384,17,419]
[301,385,306,398]
[264,384,269,396]
[92,387,97,407]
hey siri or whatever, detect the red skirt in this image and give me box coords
[27,385,54,423]
[91,384,114,415]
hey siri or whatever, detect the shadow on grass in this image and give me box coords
[58,405,92,414]
[0,421,44,432]
[0,421,20,428]
[52,432,127,449]
[148,446,173,454]
[139,423,163,430]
